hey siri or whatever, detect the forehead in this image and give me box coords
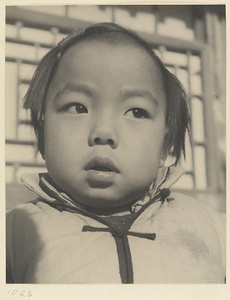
[60,36,162,74]
[47,39,166,104]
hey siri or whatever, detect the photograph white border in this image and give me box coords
[1,1,229,299]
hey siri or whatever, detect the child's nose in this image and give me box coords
[88,117,119,149]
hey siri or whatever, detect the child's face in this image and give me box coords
[44,40,167,209]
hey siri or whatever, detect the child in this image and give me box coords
[6,22,225,284]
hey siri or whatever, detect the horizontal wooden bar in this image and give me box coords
[6,6,92,34]
[6,37,54,49]
[6,139,35,146]
[19,78,31,85]
[192,141,207,147]
[6,161,46,168]
[6,7,207,54]
[138,32,206,54]
[6,56,38,65]
[190,94,204,100]
[18,120,32,125]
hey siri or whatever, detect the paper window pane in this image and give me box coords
[17,124,35,142]
[37,47,51,60]
[191,97,205,143]
[6,144,36,163]
[162,51,188,68]
[16,166,47,182]
[6,42,36,61]
[5,166,15,183]
[115,7,156,33]
[5,62,18,140]
[177,68,189,91]
[194,146,207,190]
[20,27,54,44]
[6,24,18,38]
[172,174,194,189]
[68,5,112,23]
[190,74,202,95]
[19,63,36,80]
[23,6,66,16]
[189,55,201,74]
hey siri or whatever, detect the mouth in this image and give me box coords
[84,156,120,188]
[85,156,120,173]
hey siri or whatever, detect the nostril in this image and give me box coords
[108,139,114,146]
[93,137,114,146]
[94,137,101,145]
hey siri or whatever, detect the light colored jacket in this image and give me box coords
[6,167,226,283]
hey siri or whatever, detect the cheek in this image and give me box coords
[43,118,70,168]
[44,120,59,158]
[124,126,165,183]
[43,118,89,179]
[44,117,84,151]
[129,123,166,157]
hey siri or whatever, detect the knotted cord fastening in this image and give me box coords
[41,182,171,284]
[82,225,156,240]
[160,188,171,200]
[82,224,156,284]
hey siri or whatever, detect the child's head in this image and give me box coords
[24,22,190,209]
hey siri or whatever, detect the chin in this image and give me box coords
[81,197,126,209]
[68,184,147,210]
[78,190,142,210]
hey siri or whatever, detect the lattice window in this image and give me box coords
[5,6,219,198]
[157,49,207,191]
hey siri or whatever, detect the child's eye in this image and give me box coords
[64,103,88,114]
[125,108,148,119]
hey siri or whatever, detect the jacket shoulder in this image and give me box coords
[159,192,226,270]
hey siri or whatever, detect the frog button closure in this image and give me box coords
[112,224,128,237]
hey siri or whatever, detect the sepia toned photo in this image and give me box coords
[5,4,226,287]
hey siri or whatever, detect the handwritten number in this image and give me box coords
[27,291,32,297]
[7,289,32,297]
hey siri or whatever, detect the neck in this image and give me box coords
[80,203,132,216]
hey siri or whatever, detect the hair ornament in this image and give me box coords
[57,28,85,51]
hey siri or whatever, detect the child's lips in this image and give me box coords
[84,156,120,187]
[85,156,120,173]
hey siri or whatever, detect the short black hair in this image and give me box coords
[23,22,190,165]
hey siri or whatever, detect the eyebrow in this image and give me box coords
[54,82,159,106]
[119,89,159,106]
[55,81,96,99]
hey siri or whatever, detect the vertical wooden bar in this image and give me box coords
[15,59,20,140]
[186,50,196,189]
[200,44,219,192]
[111,5,115,22]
